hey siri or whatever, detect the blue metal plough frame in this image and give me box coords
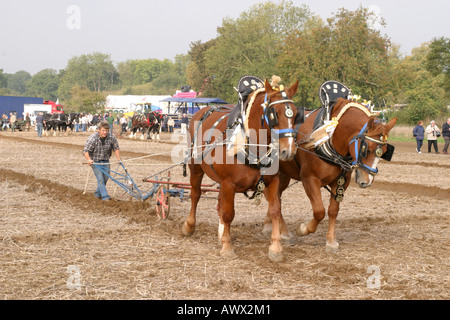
[93,162,154,201]
[92,162,189,202]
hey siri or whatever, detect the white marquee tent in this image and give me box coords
[105,95,171,113]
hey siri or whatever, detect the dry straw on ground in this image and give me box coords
[0,131,448,300]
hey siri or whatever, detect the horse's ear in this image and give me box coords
[264,79,274,95]
[286,80,299,98]
[385,117,398,132]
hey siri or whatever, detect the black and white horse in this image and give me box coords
[43,113,69,136]
[66,113,82,132]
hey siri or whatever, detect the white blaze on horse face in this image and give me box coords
[363,156,380,186]
[369,157,380,183]
[288,114,294,152]
[277,107,295,159]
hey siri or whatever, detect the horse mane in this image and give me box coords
[367,118,390,139]
[244,87,266,134]
[333,99,379,121]
[337,100,389,138]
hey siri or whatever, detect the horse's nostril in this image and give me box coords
[280,149,294,160]
[359,182,369,188]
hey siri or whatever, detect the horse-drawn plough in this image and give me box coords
[88,160,220,220]
[84,76,397,261]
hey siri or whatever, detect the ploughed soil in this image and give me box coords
[0,129,448,300]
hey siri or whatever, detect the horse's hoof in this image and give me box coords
[296,223,309,236]
[181,223,195,237]
[268,249,285,263]
[325,241,339,253]
[220,249,237,259]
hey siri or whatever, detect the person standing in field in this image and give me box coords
[83,121,121,201]
[35,112,46,138]
[9,113,16,132]
[412,120,425,153]
[425,120,440,154]
[181,113,189,135]
[442,118,450,155]
[168,117,174,133]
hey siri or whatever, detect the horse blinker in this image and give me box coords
[266,108,279,128]
[381,144,395,162]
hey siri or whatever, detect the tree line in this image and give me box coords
[0,53,190,113]
[0,0,448,124]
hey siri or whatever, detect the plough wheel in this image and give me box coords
[155,186,170,219]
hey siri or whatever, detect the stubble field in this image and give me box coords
[0,128,448,300]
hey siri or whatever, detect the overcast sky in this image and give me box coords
[1,0,449,75]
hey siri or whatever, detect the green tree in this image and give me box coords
[0,69,9,95]
[0,69,7,88]
[172,54,190,77]
[152,72,186,94]
[6,70,31,95]
[151,55,188,94]
[186,39,216,95]
[134,58,173,84]
[26,69,60,100]
[117,59,139,87]
[59,52,118,100]
[390,44,446,123]
[67,85,106,113]
[202,0,313,102]
[426,37,450,101]
[279,6,391,108]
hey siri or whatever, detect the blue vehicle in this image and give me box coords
[0,96,44,119]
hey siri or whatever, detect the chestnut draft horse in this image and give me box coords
[182,78,300,262]
[264,97,397,252]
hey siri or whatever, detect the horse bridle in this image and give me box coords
[349,122,395,176]
[261,90,302,139]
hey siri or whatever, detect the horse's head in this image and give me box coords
[260,78,299,161]
[349,116,398,188]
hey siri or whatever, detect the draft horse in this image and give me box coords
[265,96,398,252]
[148,111,163,140]
[43,113,69,136]
[129,112,162,140]
[182,77,301,262]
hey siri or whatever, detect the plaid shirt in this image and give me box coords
[83,132,120,162]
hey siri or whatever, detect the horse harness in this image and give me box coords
[187,76,304,203]
[299,81,395,202]
[135,113,159,127]
[308,106,395,202]
[260,92,304,139]
[316,120,394,202]
[186,104,267,202]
